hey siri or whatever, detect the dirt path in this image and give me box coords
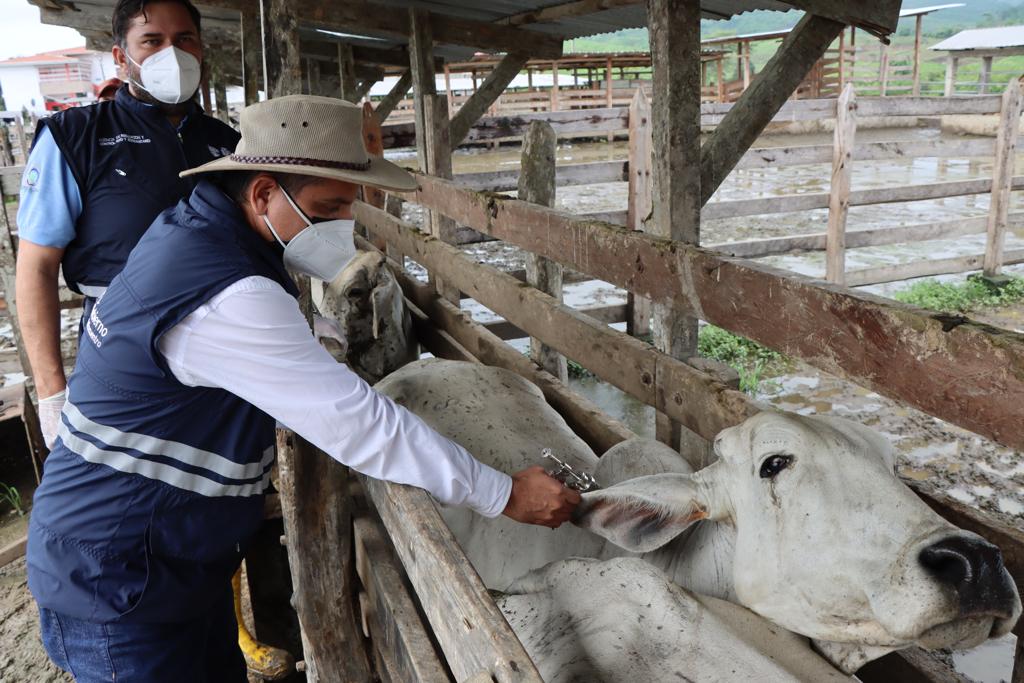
[0,554,70,683]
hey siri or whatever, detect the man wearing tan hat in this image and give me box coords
[26,95,579,682]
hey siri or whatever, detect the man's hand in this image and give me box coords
[502,466,581,528]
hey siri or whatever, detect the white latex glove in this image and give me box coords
[313,314,347,355]
[38,389,66,450]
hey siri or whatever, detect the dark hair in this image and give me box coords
[210,170,325,205]
[112,0,203,47]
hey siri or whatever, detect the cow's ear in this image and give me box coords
[573,474,710,553]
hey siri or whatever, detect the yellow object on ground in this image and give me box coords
[233,569,294,680]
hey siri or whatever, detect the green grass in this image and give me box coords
[697,324,787,395]
[0,482,24,516]
[893,275,1024,313]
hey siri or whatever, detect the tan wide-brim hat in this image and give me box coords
[181,95,418,192]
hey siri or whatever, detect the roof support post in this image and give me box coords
[520,121,567,382]
[984,78,1023,279]
[911,14,923,96]
[699,13,845,206]
[449,51,530,148]
[647,0,702,452]
[259,2,370,680]
[408,8,437,173]
[944,56,959,97]
[374,70,412,124]
[240,11,261,105]
[337,43,359,102]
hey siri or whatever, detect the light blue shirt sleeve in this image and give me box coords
[15,126,82,249]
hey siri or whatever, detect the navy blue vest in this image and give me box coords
[37,85,240,294]
[27,180,298,624]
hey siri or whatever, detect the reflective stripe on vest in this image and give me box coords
[59,400,273,497]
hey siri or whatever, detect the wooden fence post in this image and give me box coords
[240,12,261,106]
[424,93,460,304]
[912,14,923,96]
[337,43,358,102]
[984,77,1023,280]
[826,83,856,285]
[550,61,559,111]
[520,121,567,382]
[0,126,13,166]
[878,43,889,97]
[627,89,652,338]
[261,1,371,679]
[13,116,28,163]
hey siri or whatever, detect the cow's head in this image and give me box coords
[315,250,415,384]
[574,411,1021,671]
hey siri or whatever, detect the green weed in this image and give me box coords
[893,275,1024,313]
[0,482,24,516]
[698,325,787,395]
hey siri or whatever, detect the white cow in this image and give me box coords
[377,359,1022,677]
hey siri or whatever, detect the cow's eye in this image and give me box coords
[759,454,793,479]
[346,288,365,299]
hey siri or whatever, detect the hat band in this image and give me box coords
[230,154,371,171]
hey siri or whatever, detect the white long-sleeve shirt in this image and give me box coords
[157,275,512,517]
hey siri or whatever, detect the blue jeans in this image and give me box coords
[38,589,245,682]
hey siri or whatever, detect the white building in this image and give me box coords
[0,47,117,116]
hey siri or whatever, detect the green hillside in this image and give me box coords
[565,1,1024,53]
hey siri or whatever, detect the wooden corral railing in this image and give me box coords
[400,90,1024,289]
[347,134,1024,680]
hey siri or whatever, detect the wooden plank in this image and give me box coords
[984,79,1023,277]
[353,515,451,683]
[337,42,359,102]
[483,304,627,340]
[846,249,1024,287]
[703,176,1024,221]
[709,213,1024,258]
[857,95,1002,117]
[356,202,758,441]
[450,52,531,148]
[700,14,846,205]
[359,473,543,682]
[403,173,1024,452]
[520,120,567,382]
[826,84,856,285]
[648,0,703,447]
[381,107,630,149]
[627,88,653,338]
[0,533,27,568]
[734,137,999,170]
[456,159,626,192]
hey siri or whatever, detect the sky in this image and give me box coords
[0,0,87,61]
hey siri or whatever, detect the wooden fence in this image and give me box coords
[348,101,1024,679]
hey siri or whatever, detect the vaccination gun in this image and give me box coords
[541,448,600,493]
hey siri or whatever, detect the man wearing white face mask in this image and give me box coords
[15,0,239,451]
[27,95,580,682]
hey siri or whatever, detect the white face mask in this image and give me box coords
[126,45,201,105]
[262,186,357,283]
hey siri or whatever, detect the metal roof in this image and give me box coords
[931,26,1024,52]
[898,4,964,18]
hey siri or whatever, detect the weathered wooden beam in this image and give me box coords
[259,0,300,98]
[984,78,1023,278]
[356,201,758,441]
[846,249,1024,287]
[700,13,845,205]
[353,515,449,682]
[626,88,652,337]
[520,120,567,382]
[782,0,900,38]
[648,0,702,447]
[449,51,531,148]
[354,76,380,102]
[201,0,563,59]
[408,9,435,173]
[359,472,544,682]
[825,83,856,285]
[403,173,1024,453]
[241,11,261,105]
[337,43,359,102]
[374,70,412,124]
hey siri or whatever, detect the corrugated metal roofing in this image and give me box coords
[898,4,964,18]
[931,26,1024,52]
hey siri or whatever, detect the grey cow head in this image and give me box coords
[573,411,1021,672]
[315,250,417,384]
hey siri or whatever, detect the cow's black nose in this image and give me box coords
[919,536,1016,617]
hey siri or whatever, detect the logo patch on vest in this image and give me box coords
[85,303,110,349]
[98,134,152,147]
[22,167,40,192]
